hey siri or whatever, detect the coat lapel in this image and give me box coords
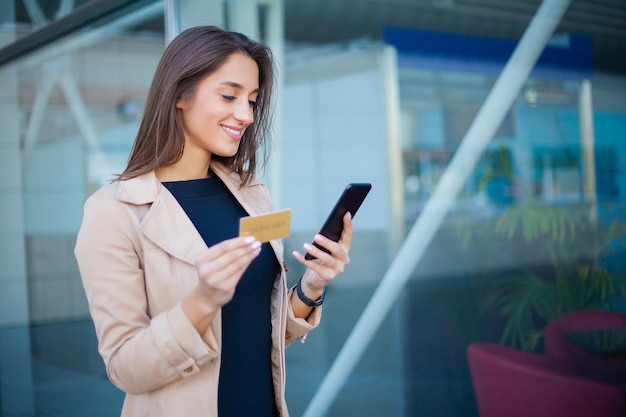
[210,163,265,217]
[117,171,207,266]
[115,163,285,270]
[142,191,208,265]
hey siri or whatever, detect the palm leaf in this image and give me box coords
[495,201,581,243]
[484,274,558,351]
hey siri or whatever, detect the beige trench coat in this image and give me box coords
[75,161,320,417]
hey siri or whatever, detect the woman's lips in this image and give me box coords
[221,125,243,139]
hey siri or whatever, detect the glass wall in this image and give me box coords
[0,1,165,415]
[279,7,626,417]
[387,28,626,417]
[1,1,625,416]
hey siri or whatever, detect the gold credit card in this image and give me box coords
[239,209,292,242]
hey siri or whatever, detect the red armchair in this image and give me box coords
[544,310,626,386]
[467,343,626,417]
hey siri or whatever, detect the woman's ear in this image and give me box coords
[176,98,185,109]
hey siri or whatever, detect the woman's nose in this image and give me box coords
[234,100,254,124]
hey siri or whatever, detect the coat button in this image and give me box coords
[286,331,292,340]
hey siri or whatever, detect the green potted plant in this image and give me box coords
[482,200,626,352]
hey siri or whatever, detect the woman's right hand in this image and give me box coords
[182,236,261,333]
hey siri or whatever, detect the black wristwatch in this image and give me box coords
[296,278,326,307]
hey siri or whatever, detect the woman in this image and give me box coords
[75,26,352,417]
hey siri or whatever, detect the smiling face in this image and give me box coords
[176,52,260,168]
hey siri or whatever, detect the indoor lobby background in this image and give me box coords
[1,0,625,416]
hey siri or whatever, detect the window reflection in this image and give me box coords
[0,2,164,416]
[393,27,626,416]
[0,2,625,416]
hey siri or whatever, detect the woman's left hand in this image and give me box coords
[292,212,353,295]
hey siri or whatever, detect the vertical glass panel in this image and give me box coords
[1,1,624,416]
[0,1,164,415]
[281,5,626,417]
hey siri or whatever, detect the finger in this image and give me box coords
[303,241,335,264]
[197,245,258,281]
[199,245,259,284]
[200,242,260,276]
[198,260,255,302]
[339,212,353,248]
[296,243,346,279]
[196,239,261,283]
[292,250,329,280]
[197,236,260,265]
[312,234,349,264]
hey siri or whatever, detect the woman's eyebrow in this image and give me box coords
[219,81,259,94]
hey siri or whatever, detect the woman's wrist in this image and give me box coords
[182,289,219,334]
[296,278,326,307]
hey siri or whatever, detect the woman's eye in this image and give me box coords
[249,100,258,108]
[222,95,236,101]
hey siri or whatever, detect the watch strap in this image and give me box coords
[296,279,326,307]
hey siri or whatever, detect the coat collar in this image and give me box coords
[116,161,263,209]
[115,161,276,266]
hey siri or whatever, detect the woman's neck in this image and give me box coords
[156,158,212,181]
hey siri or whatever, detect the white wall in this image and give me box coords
[280,46,406,417]
[281,49,394,235]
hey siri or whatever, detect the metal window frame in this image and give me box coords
[0,0,156,68]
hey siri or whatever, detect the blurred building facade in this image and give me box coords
[0,0,625,416]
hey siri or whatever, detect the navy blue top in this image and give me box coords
[163,176,279,417]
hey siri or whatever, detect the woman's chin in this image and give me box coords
[213,148,240,159]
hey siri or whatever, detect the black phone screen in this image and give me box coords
[305,183,371,260]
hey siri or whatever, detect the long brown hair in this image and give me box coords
[121,26,274,185]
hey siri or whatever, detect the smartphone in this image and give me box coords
[305,183,372,260]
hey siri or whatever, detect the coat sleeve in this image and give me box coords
[285,287,322,347]
[75,190,219,395]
